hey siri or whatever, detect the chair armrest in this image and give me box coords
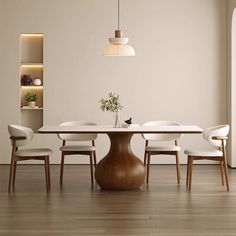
[212,136,228,140]
[10,136,26,140]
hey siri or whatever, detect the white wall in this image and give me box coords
[0,0,227,164]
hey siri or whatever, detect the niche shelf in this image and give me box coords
[20,33,44,133]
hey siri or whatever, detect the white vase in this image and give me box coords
[114,111,120,128]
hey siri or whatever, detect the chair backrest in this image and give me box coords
[8,125,34,147]
[142,121,182,141]
[203,124,230,147]
[57,121,97,141]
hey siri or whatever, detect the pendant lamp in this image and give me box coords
[103,0,135,56]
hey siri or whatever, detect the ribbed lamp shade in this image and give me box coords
[103,30,135,56]
[103,44,135,56]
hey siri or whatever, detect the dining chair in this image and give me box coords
[8,125,53,192]
[185,124,230,191]
[142,121,182,184]
[57,121,97,185]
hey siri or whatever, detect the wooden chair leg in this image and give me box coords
[144,151,147,167]
[222,146,229,191]
[222,145,229,191]
[93,151,97,168]
[186,156,189,187]
[220,161,225,186]
[44,158,49,192]
[13,161,17,188]
[89,153,94,185]
[146,153,151,184]
[188,157,193,191]
[223,160,229,191]
[175,152,181,184]
[60,152,65,186]
[46,156,51,188]
[8,157,15,192]
[44,158,47,190]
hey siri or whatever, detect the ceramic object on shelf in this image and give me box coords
[21,75,32,86]
[27,101,36,108]
[33,78,42,86]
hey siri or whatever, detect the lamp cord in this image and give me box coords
[118,0,120,30]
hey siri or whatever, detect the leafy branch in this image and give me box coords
[99,92,123,113]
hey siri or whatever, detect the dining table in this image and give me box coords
[38,125,203,190]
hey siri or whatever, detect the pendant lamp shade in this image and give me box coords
[103,1,135,56]
[103,44,135,56]
[103,32,135,56]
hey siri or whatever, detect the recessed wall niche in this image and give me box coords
[20,34,44,132]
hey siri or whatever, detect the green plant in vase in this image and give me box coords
[25,93,37,108]
[99,92,123,127]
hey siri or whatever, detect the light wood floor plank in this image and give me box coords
[0,165,236,235]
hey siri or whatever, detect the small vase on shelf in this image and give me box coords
[21,75,32,86]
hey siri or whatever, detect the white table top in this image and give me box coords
[38,125,203,134]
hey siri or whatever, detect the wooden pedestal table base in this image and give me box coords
[95,133,145,190]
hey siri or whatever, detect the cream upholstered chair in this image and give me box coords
[142,121,182,184]
[185,124,230,191]
[58,121,97,185]
[8,125,53,192]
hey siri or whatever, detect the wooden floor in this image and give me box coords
[0,164,236,236]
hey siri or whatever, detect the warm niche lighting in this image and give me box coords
[21,86,43,89]
[21,64,44,68]
[21,34,43,37]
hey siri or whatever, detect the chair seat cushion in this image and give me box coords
[60,145,96,152]
[146,145,180,152]
[15,148,53,157]
[184,149,223,157]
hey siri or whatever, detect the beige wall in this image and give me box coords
[227,0,236,167]
[0,0,228,164]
